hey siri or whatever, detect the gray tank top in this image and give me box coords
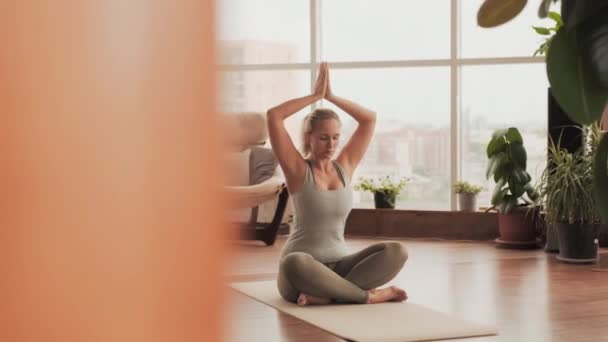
[280,160,353,263]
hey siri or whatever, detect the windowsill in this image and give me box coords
[346,208,498,240]
[351,207,493,214]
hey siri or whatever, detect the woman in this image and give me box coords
[267,62,408,306]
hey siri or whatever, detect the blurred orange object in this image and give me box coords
[0,1,225,341]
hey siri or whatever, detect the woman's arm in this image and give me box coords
[326,67,376,178]
[267,62,327,191]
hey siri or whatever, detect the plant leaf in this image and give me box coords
[561,0,608,30]
[486,156,497,180]
[548,11,563,25]
[509,143,527,169]
[524,171,532,184]
[477,0,528,28]
[524,182,539,201]
[492,129,509,140]
[533,26,551,35]
[487,151,508,179]
[487,130,507,158]
[505,127,524,144]
[492,178,507,205]
[577,7,608,87]
[511,166,528,184]
[509,177,526,198]
[494,166,507,183]
[546,27,608,125]
[594,133,608,223]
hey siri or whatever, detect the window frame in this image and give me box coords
[218,0,546,210]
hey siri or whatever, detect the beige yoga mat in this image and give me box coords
[230,281,498,342]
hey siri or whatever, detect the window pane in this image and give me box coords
[461,0,557,58]
[321,0,450,61]
[461,64,548,208]
[217,0,310,64]
[219,70,311,139]
[322,68,450,210]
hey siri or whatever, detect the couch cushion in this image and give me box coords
[249,147,278,185]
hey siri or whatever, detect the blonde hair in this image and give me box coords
[301,108,341,158]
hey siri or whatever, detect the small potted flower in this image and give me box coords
[354,175,408,209]
[453,181,483,212]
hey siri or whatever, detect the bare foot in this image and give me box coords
[366,286,408,304]
[297,293,332,306]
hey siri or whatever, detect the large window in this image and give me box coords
[217,0,310,64]
[321,0,450,61]
[219,70,311,142]
[461,64,549,207]
[217,0,549,210]
[323,68,450,209]
[461,0,555,58]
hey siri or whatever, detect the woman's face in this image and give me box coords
[309,119,341,159]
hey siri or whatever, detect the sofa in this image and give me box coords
[223,112,291,245]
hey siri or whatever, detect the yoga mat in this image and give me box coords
[230,281,498,342]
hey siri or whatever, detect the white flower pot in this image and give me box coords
[457,193,477,212]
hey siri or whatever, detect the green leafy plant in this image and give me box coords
[586,120,604,156]
[486,127,539,214]
[479,0,608,223]
[453,181,483,195]
[532,11,563,56]
[536,135,598,224]
[354,175,408,196]
[543,1,608,222]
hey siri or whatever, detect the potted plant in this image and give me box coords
[486,127,541,248]
[535,134,600,263]
[478,0,608,223]
[530,10,570,253]
[453,181,483,212]
[354,176,408,209]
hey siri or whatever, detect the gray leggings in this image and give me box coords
[277,242,408,304]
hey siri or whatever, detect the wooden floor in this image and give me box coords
[223,235,608,342]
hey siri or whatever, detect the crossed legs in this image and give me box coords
[277,242,408,305]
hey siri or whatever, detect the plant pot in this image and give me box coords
[457,193,477,212]
[495,206,540,249]
[555,223,599,263]
[598,224,608,248]
[374,191,396,209]
[544,223,560,253]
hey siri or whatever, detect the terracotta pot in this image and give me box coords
[497,206,539,246]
